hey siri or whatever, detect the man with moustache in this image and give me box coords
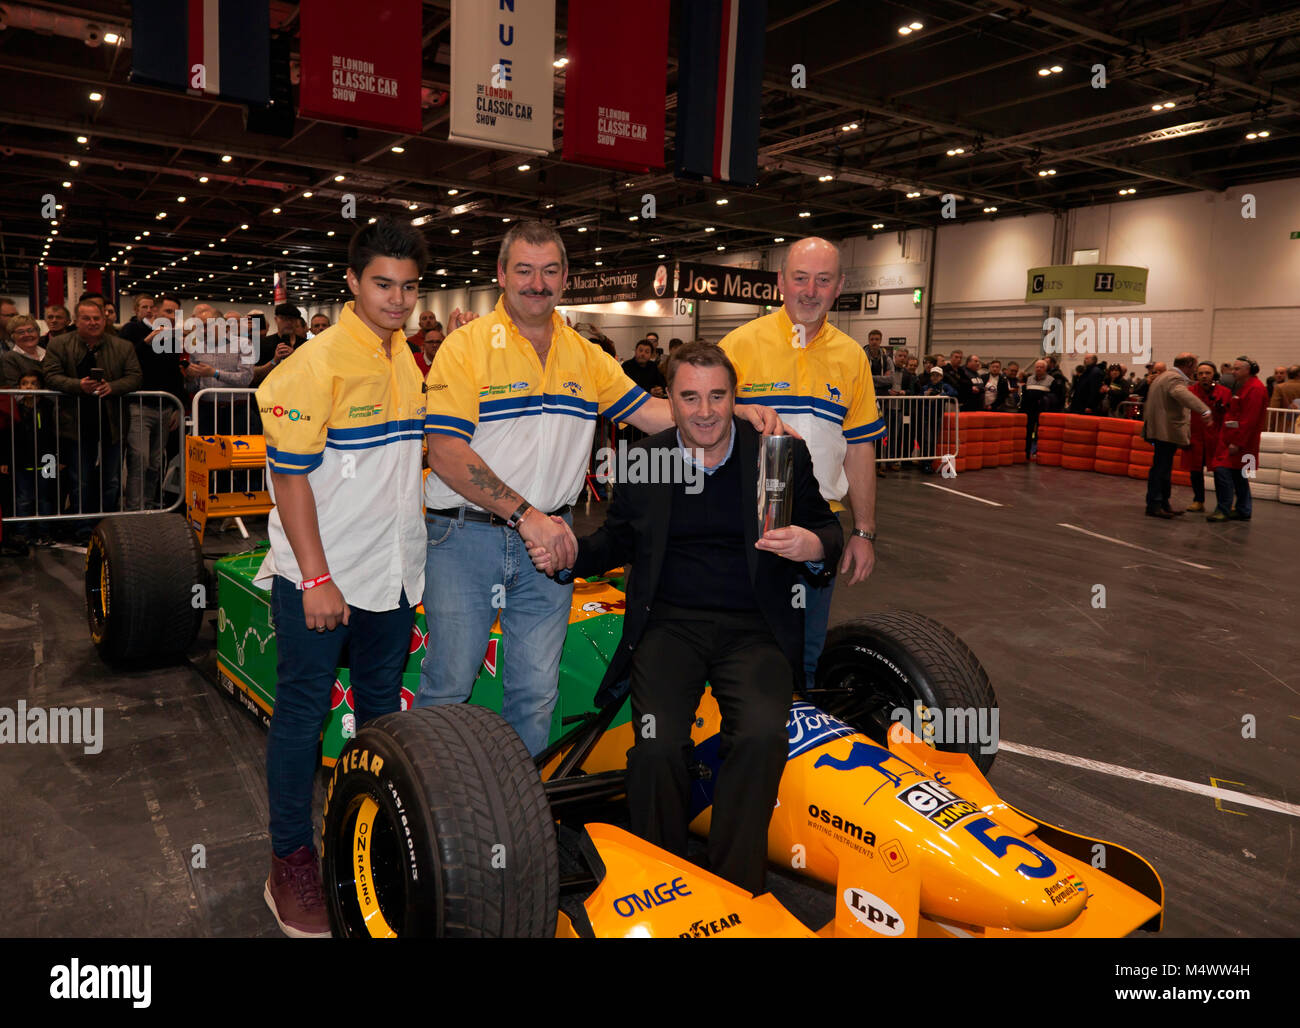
[528,343,840,894]
[418,221,786,755]
[718,237,884,690]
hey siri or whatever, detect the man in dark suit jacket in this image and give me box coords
[529,342,842,894]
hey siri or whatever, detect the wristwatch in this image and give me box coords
[505,501,533,531]
[852,528,876,542]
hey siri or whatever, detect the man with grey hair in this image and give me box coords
[417,220,787,754]
[1142,352,1211,519]
[719,236,885,689]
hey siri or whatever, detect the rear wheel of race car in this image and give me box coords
[805,611,999,774]
[321,704,558,938]
[84,513,204,665]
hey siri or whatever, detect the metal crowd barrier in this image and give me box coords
[1265,406,1299,434]
[874,394,960,463]
[190,387,264,498]
[1,388,186,528]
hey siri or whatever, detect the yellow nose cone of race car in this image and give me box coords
[798,735,1089,933]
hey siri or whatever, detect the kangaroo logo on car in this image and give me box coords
[814,739,924,786]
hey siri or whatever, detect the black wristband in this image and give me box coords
[505,501,532,530]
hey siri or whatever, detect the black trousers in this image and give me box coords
[1145,440,1177,512]
[627,604,792,895]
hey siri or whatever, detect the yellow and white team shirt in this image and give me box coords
[721,308,884,503]
[423,297,648,513]
[254,302,426,611]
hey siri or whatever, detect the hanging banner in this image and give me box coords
[1026,265,1149,305]
[561,0,669,172]
[274,271,288,304]
[676,0,768,186]
[449,0,555,155]
[131,0,270,106]
[299,0,422,134]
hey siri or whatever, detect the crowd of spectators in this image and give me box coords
[0,292,339,552]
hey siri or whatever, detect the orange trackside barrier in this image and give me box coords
[1097,431,1132,449]
[1037,451,1063,466]
[1061,442,1096,458]
[1061,454,1095,471]
[1096,445,1130,463]
[1127,465,1149,480]
[1095,460,1129,475]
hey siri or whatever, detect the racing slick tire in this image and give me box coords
[805,611,999,774]
[321,704,558,938]
[85,513,204,665]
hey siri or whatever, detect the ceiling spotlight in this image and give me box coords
[841,123,859,132]
[716,198,729,205]
[450,228,460,234]
[62,181,71,188]
[368,217,377,223]
[577,226,588,232]
[502,217,511,223]
[282,249,289,255]
[301,191,313,199]
[272,206,281,214]
[798,211,811,218]
[89,91,103,102]
[334,174,345,182]
[1050,65,1063,73]
[517,164,531,171]
[391,146,405,154]
[143,230,150,236]
[76,135,88,144]
[326,230,335,237]
[221,154,232,162]
[103,32,121,45]
[594,261,603,266]
[553,57,569,68]
[716,245,725,251]
[872,223,885,229]
[177,195,187,202]
[447,188,459,196]
[704,226,715,232]
[240,223,248,230]
[1245,132,1258,140]
[818,174,834,182]
[406,202,419,211]
[628,215,639,221]
[657,254,666,259]
[910,20,923,30]
[773,237,785,243]
[1162,101,1175,109]
[906,190,921,198]
[898,25,913,35]
[1038,168,1056,176]
[199,175,209,183]
[983,206,998,213]
[594,246,603,252]
[946,147,966,156]
[472,250,480,255]
[69,159,80,167]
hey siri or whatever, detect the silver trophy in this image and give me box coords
[759,434,795,533]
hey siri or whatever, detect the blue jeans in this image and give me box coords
[803,575,835,692]
[417,511,573,756]
[1212,467,1252,518]
[266,576,412,857]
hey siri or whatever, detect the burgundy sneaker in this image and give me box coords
[264,845,331,938]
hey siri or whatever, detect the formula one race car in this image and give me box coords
[84,513,1165,939]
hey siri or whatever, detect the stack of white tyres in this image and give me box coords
[1256,432,1283,502]
[1281,433,1300,505]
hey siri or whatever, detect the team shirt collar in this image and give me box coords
[775,305,831,350]
[339,301,406,358]
[494,295,565,343]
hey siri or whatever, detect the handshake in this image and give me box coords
[521,512,577,578]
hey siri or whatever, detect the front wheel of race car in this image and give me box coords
[805,611,999,774]
[321,704,558,938]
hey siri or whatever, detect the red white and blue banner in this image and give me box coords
[675,0,767,186]
[561,0,669,173]
[449,0,555,155]
[298,0,422,134]
[130,0,270,106]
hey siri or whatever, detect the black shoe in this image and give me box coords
[1227,509,1251,521]
[1145,509,1176,519]
[1162,508,1184,516]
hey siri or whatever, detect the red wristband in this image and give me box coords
[299,573,332,590]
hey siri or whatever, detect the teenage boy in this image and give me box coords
[254,219,429,937]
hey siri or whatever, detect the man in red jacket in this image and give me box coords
[1182,361,1231,512]
[1207,356,1269,522]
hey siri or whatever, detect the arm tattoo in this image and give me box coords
[466,460,517,503]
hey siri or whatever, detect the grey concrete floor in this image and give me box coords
[1,463,1296,937]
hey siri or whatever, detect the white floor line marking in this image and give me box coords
[999,740,1300,818]
[1056,522,1212,570]
[922,482,1003,507]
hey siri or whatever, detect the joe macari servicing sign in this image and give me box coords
[563,261,784,307]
